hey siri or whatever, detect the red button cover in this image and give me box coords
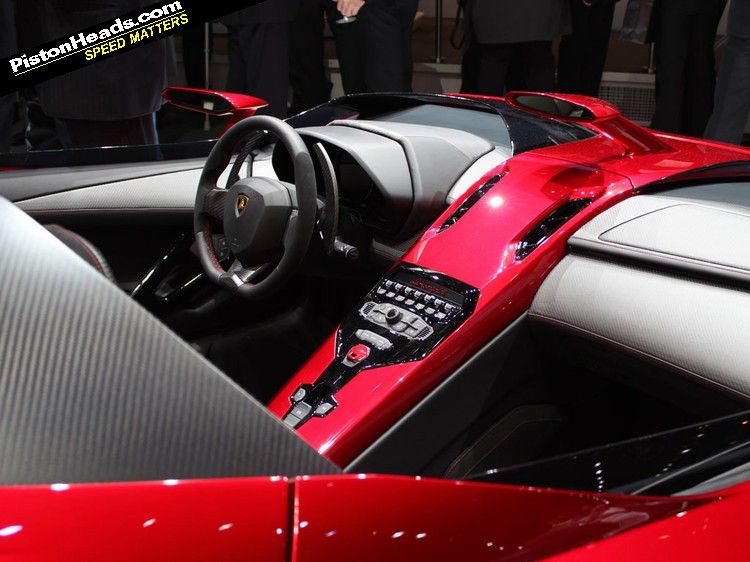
[346,344,371,364]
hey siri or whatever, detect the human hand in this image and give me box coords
[336,0,365,17]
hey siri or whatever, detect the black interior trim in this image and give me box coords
[347,315,527,476]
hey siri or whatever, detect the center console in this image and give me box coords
[282,264,479,429]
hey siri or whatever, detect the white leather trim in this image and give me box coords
[446,148,512,204]
[531,254,750,399]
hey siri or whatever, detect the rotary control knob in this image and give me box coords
[385,307,403,325]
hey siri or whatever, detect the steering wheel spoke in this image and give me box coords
[203,188,228,221]
[219,259,269,289]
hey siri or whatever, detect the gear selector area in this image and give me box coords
[282,264,479,429]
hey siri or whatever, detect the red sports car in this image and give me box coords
[1,90,750,561]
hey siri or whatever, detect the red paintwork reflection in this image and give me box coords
[269,117,750,466]
[161,87,268,133]
[292,475,711,562]
[538,128,750,187]
[544,482,750,562]
[269,155,635,465]
[0,477,289,562]
[2,474,750,561]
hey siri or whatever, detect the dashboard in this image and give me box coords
[273,117,496,242]
[318,141,404,236]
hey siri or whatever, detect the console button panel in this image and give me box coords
[359,302,434,340]
[283,264,479,429]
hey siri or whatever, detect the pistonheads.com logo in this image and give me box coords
[8,1,188,75]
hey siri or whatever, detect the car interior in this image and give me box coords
[0,94,749,494]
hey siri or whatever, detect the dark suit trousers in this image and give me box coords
[651,0,727,136]
[226,22,290,118]
[705,36,750,144]
[182,25,213,89]
[557,0,616,96]
[473,41,556,96]
[356,0,418,92]
[460,36,481,93]
[289,0,361,113]
[0,94,14,152]
[1,0,16,152]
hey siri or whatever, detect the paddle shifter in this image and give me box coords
[283,264,479,429]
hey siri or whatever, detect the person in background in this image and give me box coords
[461,0,570,96]
[0,0,16,152]
[459,33,480,93]
[19,0,169,149]
[558,0,619,97]
[182,25,213,89]
[650,0,727,137]
[289,0,360,114]
[12,0,62,151]
[335,0,419,92]
[223,0,300,119]
[705,0,750,145]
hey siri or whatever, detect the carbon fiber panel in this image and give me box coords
[0,198,338,484]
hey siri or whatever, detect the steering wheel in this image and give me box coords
[194,116,318,299]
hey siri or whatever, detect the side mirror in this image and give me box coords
[162,87,268,131]
[505,91,620,122]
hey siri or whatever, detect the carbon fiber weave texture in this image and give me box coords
[0,198,338,484]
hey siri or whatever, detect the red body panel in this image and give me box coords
[0,477,289,562]
[292,475,716,562]
[269,121,750,466]
[270,153,634,465]
[505,90,623,120]
[161,87,268,131]
[3,474,750,562]
[544,483,750,562]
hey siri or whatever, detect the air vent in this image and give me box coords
[438,174,504,232]
[516,198,594,260]
[599,81,655,126]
